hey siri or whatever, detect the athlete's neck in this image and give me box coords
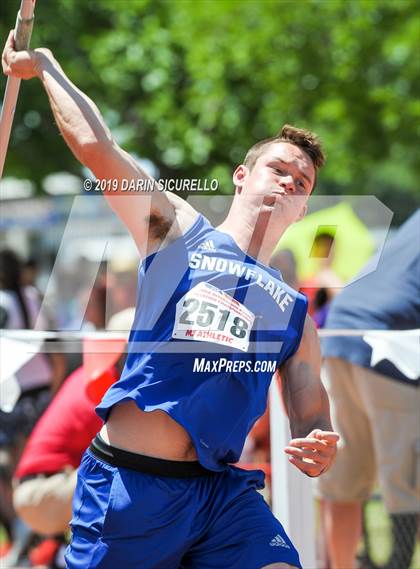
[217,205,288,265]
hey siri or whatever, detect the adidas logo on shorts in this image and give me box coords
[269,534,290,548]
[198,239,216,251]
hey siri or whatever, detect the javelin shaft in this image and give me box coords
[0,0,37,179]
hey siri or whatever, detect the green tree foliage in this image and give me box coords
[1,0,419,213]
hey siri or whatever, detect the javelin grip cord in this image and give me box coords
[14,10,35,51]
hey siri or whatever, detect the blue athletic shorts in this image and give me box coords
[65,439,301,569]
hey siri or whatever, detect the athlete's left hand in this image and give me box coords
[284,429,339,477]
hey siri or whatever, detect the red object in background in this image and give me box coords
[83,338,125,405]
[0,542,12,558]
[28,537,61,567]
[14,366,118,479]
[299,281,318,317]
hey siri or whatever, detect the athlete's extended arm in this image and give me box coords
[2,31,197,255]
[278,315,339,477]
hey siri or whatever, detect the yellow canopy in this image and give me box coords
[275,202,374,282]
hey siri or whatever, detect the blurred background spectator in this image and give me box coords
[317,210,420,569]
[1,308,134,568]
[302,231,343,328]
[0,249,66,562]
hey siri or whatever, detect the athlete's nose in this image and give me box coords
[279,175,295,193]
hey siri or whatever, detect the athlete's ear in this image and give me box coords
[232,165,249,194]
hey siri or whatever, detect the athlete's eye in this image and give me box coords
[297,180,306,189]
[273,167,286,175]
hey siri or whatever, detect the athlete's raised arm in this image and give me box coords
[279,315,339,477]
[2,31,198,256]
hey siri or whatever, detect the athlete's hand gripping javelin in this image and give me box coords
[2,29,44,79]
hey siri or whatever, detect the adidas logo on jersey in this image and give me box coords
[198,240,216,252]
[269,534,290,548]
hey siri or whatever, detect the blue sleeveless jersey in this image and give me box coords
[97,215,308,471]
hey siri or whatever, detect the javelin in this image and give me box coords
[0,0,37,179]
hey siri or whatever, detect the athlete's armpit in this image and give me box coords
[146,210,174,241]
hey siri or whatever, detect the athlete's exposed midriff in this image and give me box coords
[99,400,198,461]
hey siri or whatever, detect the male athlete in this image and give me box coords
[3,31,338,569]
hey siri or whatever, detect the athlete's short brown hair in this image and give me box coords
[244,124,326,172]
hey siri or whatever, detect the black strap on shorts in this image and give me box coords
[89,434,215,478]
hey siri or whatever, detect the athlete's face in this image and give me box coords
[233,142,315,226]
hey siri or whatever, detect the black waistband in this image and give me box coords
[89,434,215,478]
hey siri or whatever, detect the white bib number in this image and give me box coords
[172,282,255,352]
